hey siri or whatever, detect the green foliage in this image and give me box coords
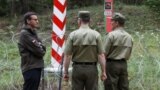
[0,0,53,16]
[115,0,144,5]
[67,0,103,9]
[1,4,160,90]
[128,31,160,90]
[66,5,104,33]
[0,0,9,16]
[0,0,104,16]
[145,0,160,14]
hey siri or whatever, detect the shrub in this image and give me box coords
[117,0,144,5]
[145,0,160,13]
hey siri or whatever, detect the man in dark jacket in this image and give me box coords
[18,12,46,90]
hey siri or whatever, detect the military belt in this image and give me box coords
[107,58,126,62]
[73,62,97,65]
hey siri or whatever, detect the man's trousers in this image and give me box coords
[72,64,98,90]
[104,60,129,90]
[22,68,42,90]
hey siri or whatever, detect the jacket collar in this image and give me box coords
[22,25,37,35]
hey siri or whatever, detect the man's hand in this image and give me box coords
[63,73,69,81]
[63,54,71,81]
[98,54,107,81]
[101,72,107,81]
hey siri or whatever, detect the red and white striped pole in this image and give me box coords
[52,0,67,68]
[104,0,113,32]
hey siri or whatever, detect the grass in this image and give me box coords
[128,31,160,90]
[0,4,160,90]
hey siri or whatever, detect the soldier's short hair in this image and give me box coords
[78,11,90,23]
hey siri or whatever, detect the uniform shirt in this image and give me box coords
[64,25,104,62]
[104,27,133,60]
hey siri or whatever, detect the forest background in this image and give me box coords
[0,0,160,90]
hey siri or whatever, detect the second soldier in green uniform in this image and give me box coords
[104,13,133,90]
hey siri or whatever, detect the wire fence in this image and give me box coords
[0,28,160,90]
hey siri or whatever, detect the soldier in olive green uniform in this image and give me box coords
[104,13,133,90]
[63,11,107,90]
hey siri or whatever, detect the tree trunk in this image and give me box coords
[19,0,29,14]
[10,0,15,16]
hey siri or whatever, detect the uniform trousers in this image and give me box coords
[104,59,129,90]
[72,64,98,90]
[22,68,42,90]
